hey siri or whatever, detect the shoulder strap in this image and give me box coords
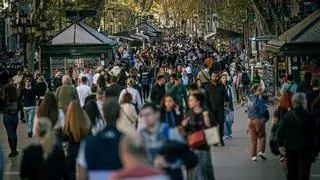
[291,111,302,124]
[288,83,294,91]
[201,70,210,81]
[120,106,136,124]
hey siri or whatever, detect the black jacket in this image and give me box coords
[83,94,100,125]
[277,108,316,152]
[20,88,38,107]
[151,83,166,105]
[105,84,124,98]
[206,83,228,111]
[35,82,47,97]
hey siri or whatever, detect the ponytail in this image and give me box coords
[35,117,56,160]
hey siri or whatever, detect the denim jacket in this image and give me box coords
[247,94,266,120]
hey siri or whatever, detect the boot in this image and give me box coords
[8,139,18,158]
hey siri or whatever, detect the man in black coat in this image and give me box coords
[150,75,166,106]
[83,85,99,125]
[206,72,229,146]
[105,76,124,99]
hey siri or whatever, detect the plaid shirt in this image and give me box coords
[140,123,185,168]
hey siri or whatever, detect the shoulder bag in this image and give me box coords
[186,115,206,149]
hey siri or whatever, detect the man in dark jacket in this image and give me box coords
[83,85,100,125]
[206,72,229,146]
[277,93,317,180]
[150,75,166,106]
[105,76,124,99]
[21,78,39,137]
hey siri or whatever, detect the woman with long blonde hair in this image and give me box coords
[63,100,91,179]
[20,117,70,180]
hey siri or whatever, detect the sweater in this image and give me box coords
[21,87,38,107]
[55,85,78,111]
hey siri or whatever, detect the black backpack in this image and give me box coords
[241,72,251,86]
[6,101,18,115]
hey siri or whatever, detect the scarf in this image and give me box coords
[165,111,176,127]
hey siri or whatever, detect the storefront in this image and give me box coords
[42,44,114,75]
[42,21,118,76]
[266,10,320,84]
[281,42,320,81]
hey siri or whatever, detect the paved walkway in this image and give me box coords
[1,105,319,180]
[213,106,320,180]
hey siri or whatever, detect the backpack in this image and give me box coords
[241,72,250,86]
[5,102,18,115]
[247,95,269,123]
[141,74,149,86]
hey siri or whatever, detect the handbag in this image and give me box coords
[204,126,220,145]
[187,130,206,149]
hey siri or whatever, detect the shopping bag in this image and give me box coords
[204,126,220,145]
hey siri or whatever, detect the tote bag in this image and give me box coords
[204,126,220,145]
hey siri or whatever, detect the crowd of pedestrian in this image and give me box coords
[0,33,319,180]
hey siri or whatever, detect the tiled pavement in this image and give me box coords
[1,105,319,180]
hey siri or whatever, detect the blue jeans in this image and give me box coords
[224,110,234,137]
[24,107,36,134]
[3,113,19,140]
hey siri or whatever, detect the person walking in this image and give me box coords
[110,135,170,180]
[150,75,166,106]
[20,117,70,180]
[159,94,182,128]
[221,73,234,139]
[139,103,190,180]
[118,92,138,136]
[271,91,293,161]
[93,66,104,86]
[63,100,91,179]
[55,75,79,113]
[206,73,229,146]
[277,93,317,180]
[247,85,267,161]
[182,93,215,180]
[281,75,298,95]
[170,75,188,112]
[83,85,100,126]
[35,76,48,105]
[52,72,63,91]
[141,67,151,102]
[105,76,124,99]
[33,93,65,144]
[76,97,123,180]
[2,82,19,157]
[165,74,176,93]
[21,77,38,138]
[76,76,91,108]
[118,78,142,112]
[196,66,210,88]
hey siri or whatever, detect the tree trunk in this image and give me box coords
[26,36,36,73]
[251,0,275,35]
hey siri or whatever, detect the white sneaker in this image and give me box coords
[252,156,258,161]
[258,152,267,160]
